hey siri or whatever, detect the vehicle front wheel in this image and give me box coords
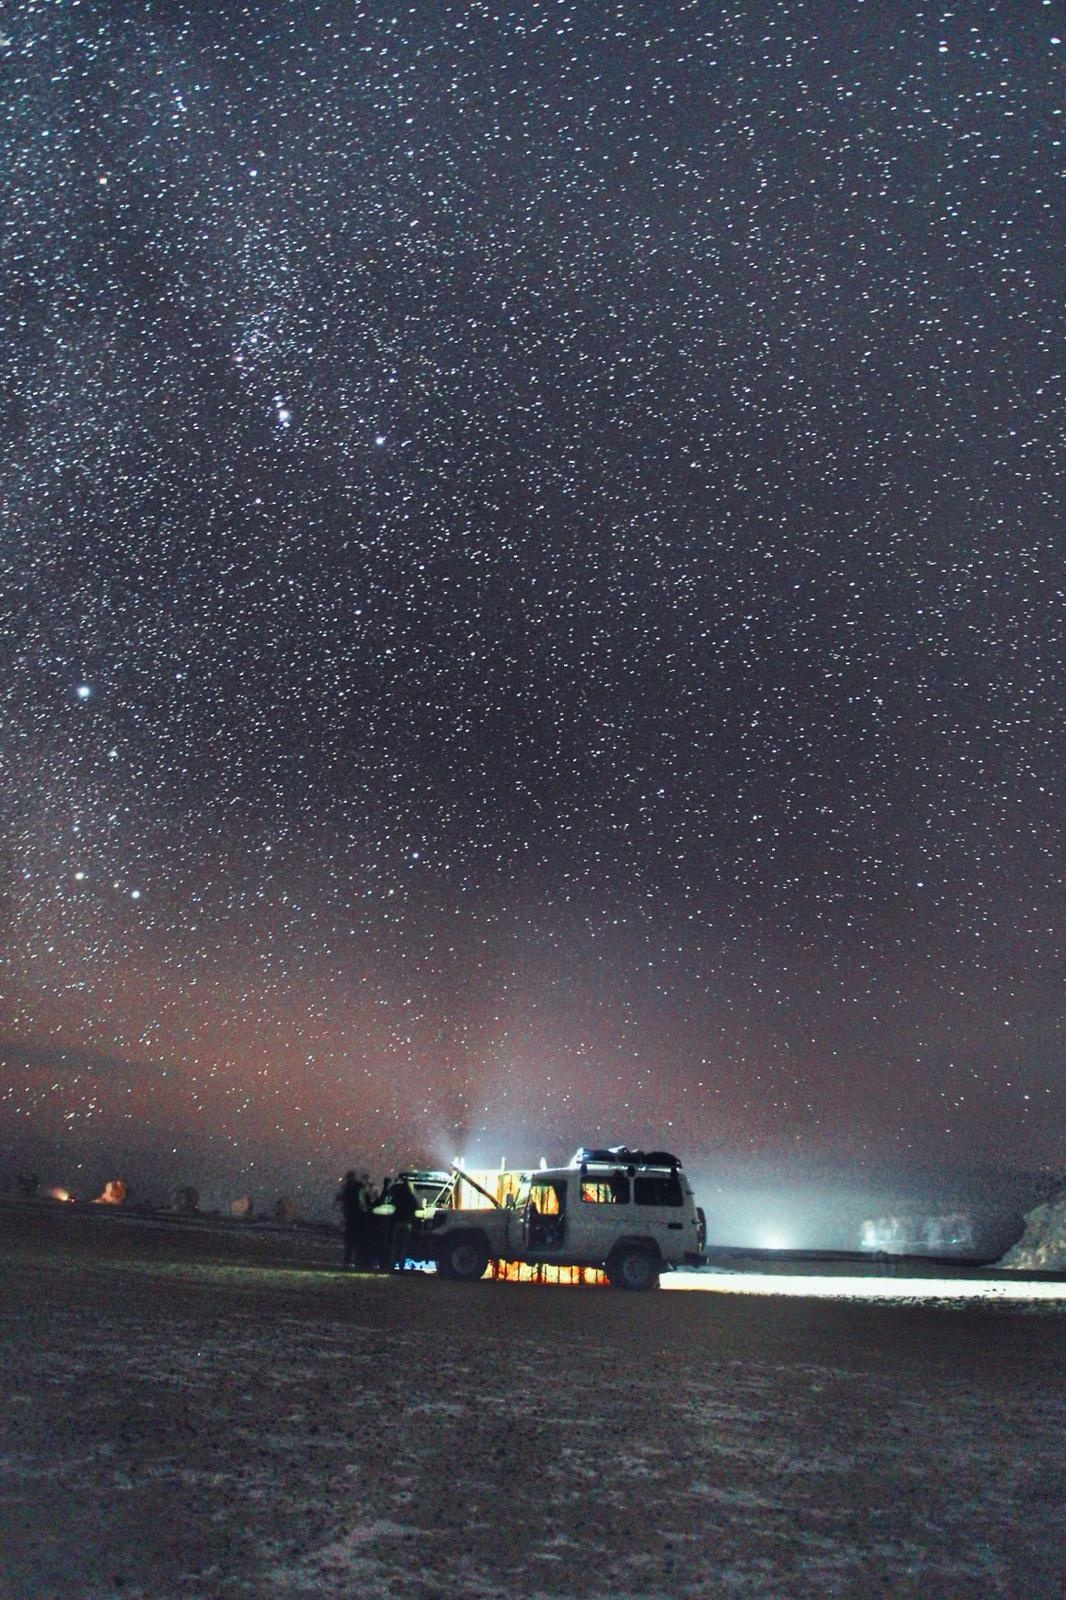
[436,1234,490,1282]
[606,1245,660,1291]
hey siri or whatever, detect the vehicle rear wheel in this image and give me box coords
[436,1234,490,1282]
[606,1245,660,1291]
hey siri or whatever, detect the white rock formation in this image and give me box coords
[998,1190,1066,1271]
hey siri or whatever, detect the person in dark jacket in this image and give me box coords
[387,1175,419,1271]
[338,1171,370,1268]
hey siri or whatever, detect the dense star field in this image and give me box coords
[2,1,1062,1201]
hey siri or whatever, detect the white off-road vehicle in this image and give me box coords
[426,1147,706,1290]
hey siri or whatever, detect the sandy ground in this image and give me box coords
[1,1204,1063,1600]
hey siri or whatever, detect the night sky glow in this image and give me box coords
[2,2,1063,1200]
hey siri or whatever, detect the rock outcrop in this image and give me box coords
[998,1190,1066,1271]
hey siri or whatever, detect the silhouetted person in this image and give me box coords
[387,1175,418,1271]
[338,1171,370,1268]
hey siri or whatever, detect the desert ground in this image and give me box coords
[1,1203,1063,1600]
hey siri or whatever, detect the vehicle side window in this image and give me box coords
[634,1174,683,1207]
[581,1176,629,1204]
[530,1180,565,1215]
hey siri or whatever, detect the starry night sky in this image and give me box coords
[2,1,1063,1203]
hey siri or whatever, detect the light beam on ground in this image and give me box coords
[663,1270,1066,1304]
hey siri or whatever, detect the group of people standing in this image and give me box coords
[337,1170,419,1271]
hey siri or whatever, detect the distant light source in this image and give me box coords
[93,1179,127,1205]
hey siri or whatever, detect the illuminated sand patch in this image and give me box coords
[664,1269,1066,1304]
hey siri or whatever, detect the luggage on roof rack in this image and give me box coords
[643,1151,683,1169]
[568,1147,682,1170]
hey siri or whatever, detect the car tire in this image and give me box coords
[436,1234,490,1282]
[606,1245,660,1291]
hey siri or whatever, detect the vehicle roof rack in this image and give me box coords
[569,1146,682,1170]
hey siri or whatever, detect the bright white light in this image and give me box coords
[374,434,387,446]
[76,684,92,700]
[663,1270,1066,1305]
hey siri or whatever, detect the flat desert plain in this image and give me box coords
[1,1203,1063,1599]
